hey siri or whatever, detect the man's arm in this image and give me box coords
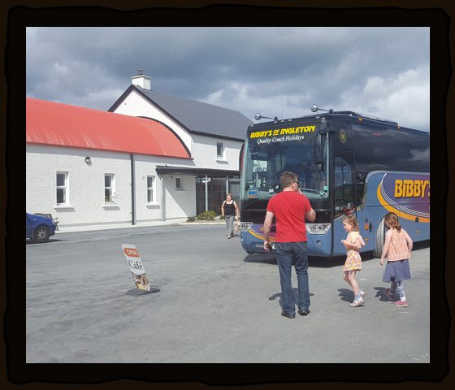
[263,211,274,252]
[305,208,316,222]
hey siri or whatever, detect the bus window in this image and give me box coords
[394,131,430,172]
[334,155,354,217]
[353,124,397,172]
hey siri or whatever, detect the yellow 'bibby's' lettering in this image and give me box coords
[250,130,274,138]
[394,179,430,198]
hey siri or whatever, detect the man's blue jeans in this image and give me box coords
[276,241,310,315]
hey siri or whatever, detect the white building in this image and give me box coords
[110,73,252,214]
[26,74,253,229]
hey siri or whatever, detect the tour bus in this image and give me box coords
[239,106,430,258]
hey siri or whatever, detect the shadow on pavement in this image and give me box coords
[374,286,397,302]
[243,253,277,264]
[338,288,354,302]
[339,287,400,303]
[242,240,429,269]
[244,253,345,268]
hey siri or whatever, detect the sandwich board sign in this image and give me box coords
[122,244,159,294]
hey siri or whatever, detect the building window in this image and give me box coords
[217,142,224,158]
[105,174,115,203]
[147,176,156,203]
[56,172,68,205]
[175,177,182,190]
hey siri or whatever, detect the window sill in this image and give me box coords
[216,158,228,163]
[103,203,119,209]
[146,203,160,209]
[54,205,75,210]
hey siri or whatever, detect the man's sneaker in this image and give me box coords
[394,300,408,307]
[349,298,364,307]
[384,288,395,301]
[360,290,366,298]
[281,311,296,319]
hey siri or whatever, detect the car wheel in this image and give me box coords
[34,225,50,243]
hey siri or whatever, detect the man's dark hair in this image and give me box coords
[280,171,298,189]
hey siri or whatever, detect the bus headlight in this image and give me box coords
[240,222,254,231]
[306,223,330,235]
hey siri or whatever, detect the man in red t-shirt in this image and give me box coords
[263,171,316,319]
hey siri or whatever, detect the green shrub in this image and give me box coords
[196,210,217,221]
[186,216,196,222]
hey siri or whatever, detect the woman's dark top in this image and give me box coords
[223,201,236,216]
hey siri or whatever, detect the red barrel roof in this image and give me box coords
[26,97,191,159]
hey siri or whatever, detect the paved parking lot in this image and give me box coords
[24,222,432,367]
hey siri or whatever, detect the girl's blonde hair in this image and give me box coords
[343,215,359,231]
[384,212,402,232]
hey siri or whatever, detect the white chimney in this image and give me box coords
[131,69,151,90]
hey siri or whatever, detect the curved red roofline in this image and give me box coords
[26,97,191,160]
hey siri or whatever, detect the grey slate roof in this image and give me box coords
[133,86,253,141]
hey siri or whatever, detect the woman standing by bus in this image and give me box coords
[221,193,239,239]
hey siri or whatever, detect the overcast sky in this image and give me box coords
[26,27,430,131]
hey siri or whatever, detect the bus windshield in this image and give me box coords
[241,131,329,204]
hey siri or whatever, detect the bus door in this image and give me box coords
[331,123,355,256]
[354,171,375,253]
[333,151,355,254]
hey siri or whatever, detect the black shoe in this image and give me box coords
[298,308,310,316]
[281,311,296,319]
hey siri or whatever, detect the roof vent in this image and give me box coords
[131,69,151,90]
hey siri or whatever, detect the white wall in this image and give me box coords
[191,134,242,171]
[26,144,197,228]
[133,155,196,222]
[112,91,193,152]
[162,175,196,219]
[113,90,244,171]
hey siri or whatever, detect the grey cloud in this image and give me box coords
[26,27,429,130]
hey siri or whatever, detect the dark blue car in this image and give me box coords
[26,212,57,243]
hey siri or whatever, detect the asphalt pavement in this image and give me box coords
[26,222,430,365]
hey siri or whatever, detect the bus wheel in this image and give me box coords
[373,218,386,258]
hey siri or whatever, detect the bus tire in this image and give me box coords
[373,218,386,258]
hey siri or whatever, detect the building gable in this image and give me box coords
[109,85,253,141]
